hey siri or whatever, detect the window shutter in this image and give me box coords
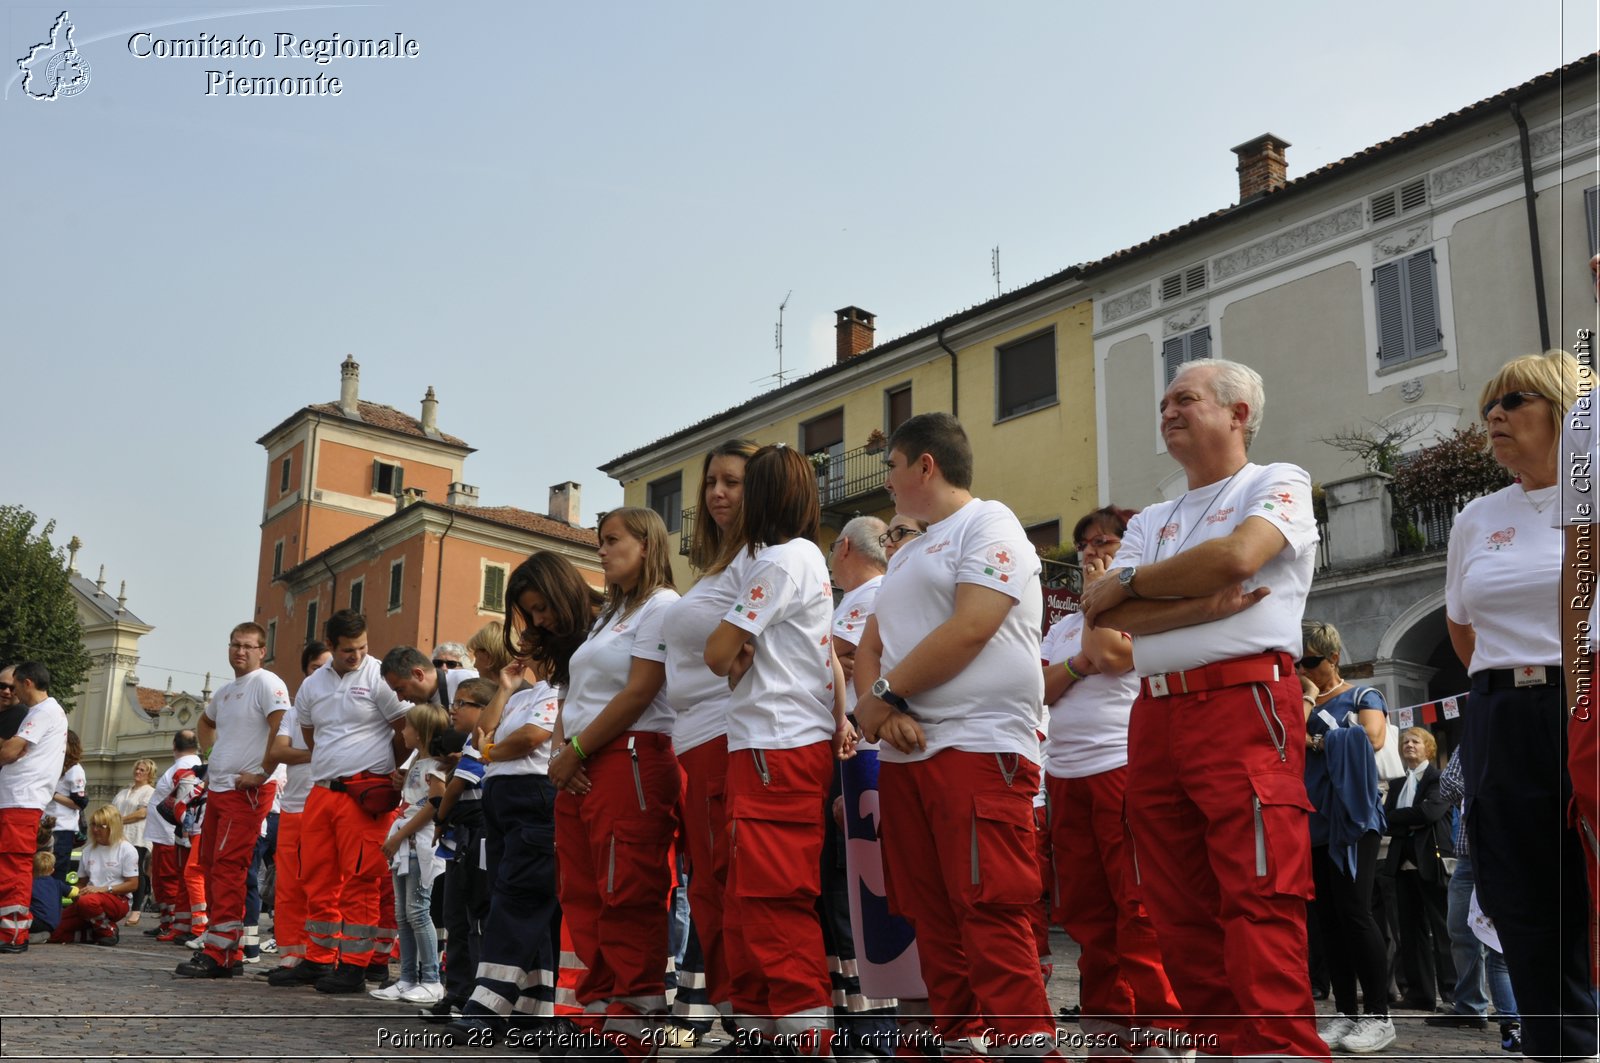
[372,459,382,493]
[1373,260,1406,364]
[1160,273,1183,301]
[1399,178,1427,213]
[1162,335,1187,385]
[1405,249,1442,357]
[1586,186,1599,257]
[1185,264,1207,293]
[483,566,506,609]
[1189,326,1211,362]
[1371,190,1397,223]
[392,465,404,496]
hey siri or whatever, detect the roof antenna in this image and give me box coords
[752,290,795,389]
[992,245,1002,297]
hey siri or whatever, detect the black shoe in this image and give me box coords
[1424,1011,1488,1030]
[315,962,367,994]
[1500,1021,1522,1052]
[0,941,28,954]
[446,1016,504,1047]
[1057,1005,1081,1024]
[266,960,330,987]
[174,953,235,979]
[366,963,391,984]
[142,927,164,937]
[95,928,120,947]
[421,997,461,1024]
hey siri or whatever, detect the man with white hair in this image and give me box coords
[830,516,889,695]
[1080,359,1328,1061]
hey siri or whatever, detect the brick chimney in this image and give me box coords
[835,306,876,363]
[338,354,361,418]
[1231,134,1291,203]
[549,481,581,526]
[420,386,439,437]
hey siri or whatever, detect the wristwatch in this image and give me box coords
[870,677,910,711]
[1117,566,1141,599]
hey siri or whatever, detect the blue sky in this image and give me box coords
[2,0,1595,696]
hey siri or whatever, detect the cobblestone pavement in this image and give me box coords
[0,930,1508,1060]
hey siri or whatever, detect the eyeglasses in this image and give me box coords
[877,527,924,548]
[1297,655,1326,671]
[1481,391,1544,420]
[228,641,264,651]
[0,683,12,692]
[1075,535,1122,552]
[433,659,461,669]
[452,699,484,710]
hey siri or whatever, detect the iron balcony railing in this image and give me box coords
[811,444,891,507]
[679,505,698,557]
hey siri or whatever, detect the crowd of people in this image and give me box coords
[0,343,1594,1063]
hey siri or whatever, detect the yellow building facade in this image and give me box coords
[602,293,1096,588]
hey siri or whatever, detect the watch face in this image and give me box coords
[872,678,888,697]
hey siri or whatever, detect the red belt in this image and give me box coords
[1140,651,1294,699]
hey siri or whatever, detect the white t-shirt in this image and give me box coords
[1556,394,1596,631]
[564,588,679,737]
[0,698,68,811]
[1121,463,1318,675]
[664,552,754,755]
[80,839,139,889]
[1447,483,1563,672]
[874,499,1044,764]
[1040,612,1136,779]
[113,784,155,849]
[143,753,202,847]
[277,704,314,815]
[723,539,838,752]
[298,655,410,782]
[833,576,883,712]
[51,764,87,833]
[484,682,561,778]
[203,668,292,792]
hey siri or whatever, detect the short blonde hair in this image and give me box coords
[467,621,513,676]
[88,805,125,848]
[1301,620,1344,660]
[133,758,157,782]
[1478,350,1584,452]
[33,851,55,877]
[1401,726,1437,763]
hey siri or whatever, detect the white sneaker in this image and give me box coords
[368,980,416,1001]
[185,936,204,950]
[400,982,445,1004]
[1340,1015,1396,1054]
[260,937,277,954]
[1316,1014,1356,1050]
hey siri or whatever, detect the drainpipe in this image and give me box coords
[936,326,959,417]
[1510,101,1551,351]
[431,507,456,649]
[320,555,339,629]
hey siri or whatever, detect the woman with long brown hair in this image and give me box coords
[661,439,758,1028]
[549,508,681,1057]
[704,444,851,1055]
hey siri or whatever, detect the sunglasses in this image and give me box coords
[877,527,924,548]
[1075,535,1122,552]
[1480,391,1543,420]
[1297,655,1326,671]
[433,659,461,669]
[0,683,11,692]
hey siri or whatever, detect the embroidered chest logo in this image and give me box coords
[1157,522,1179,542]
[982,545,1016,582]
[1205,506,1235,525]
[1485,527,1516,551]
[923,538,952,554]
[612,622,629,634]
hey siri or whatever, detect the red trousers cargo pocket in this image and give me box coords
[603,818,671,908]
[967,792,1041,906]
[729,792,823,900]
[1249,770,1316,900]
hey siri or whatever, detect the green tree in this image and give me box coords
[0,505,91,709]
